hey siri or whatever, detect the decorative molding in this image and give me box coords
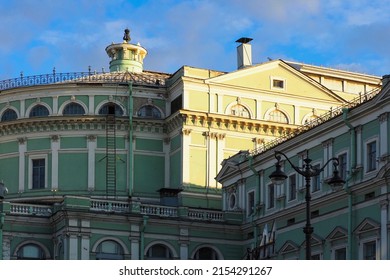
[51,135,60,142]
[17,137,27,144]
[379,112,389,123]
[87,135,97,142]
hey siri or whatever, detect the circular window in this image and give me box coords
[229,193,236,209]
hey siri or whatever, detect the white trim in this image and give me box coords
[270,76,286,91]
[364,137,379,174]
[58,100,88,116]
[25,102,52,117]
[28,154,48,190]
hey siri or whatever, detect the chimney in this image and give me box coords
[236,37,253,69]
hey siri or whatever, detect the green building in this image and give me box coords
[0,30,383,259]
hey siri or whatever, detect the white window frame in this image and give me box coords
[359,238,378,260]
[336,150,348,181]
[364,138,378,173]
[267,183,275,209]
[287,173,297,202]
[28,154,48,190]
[247,190,255,216]
[270,76,286,90]
[311,162,322,193]
[331,244,347,260]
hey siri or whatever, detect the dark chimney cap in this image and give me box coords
[236,37,253,44]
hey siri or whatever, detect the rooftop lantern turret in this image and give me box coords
[105,29,147,73]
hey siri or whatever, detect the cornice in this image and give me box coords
[179,110,298,136]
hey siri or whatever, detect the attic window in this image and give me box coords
[271,77,286,90]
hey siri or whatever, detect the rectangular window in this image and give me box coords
[288,174,297,201]
[338,153,347,180]
[247,191,255,216]
[363,241,376,260]
[32,158,45,189]
[268,184,275,209]
[312,164,321,192]
[367,141,377,172]
[272,79,284,89]
[334,247,347,260]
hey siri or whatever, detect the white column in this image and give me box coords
[88,95,94,115]
[179,228,189,260]
[164,138,170,188]
[256,99,262,119]
[182,129,191,185]
[209,133,218,188]
[69,235,78,260]
[51,135,60,190]
[294,105,299,125]
[18,138,27,193]
[217,94,223,114]
[81,220,90,260]
[20,100,25,118]
[130,224,140,260]
[380,200,388,260]
[216,134,226,188]
[379,113,388,158]
[356,126,363,167]
[87,135,97,191]
[53,96,58,115]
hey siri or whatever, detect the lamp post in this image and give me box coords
[269,151,345,260]
[0,181,8,260]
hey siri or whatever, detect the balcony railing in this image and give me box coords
[250,87,381,156]
[5,199,227,222]
[0,69,167,91]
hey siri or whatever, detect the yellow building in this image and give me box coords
[174,38,380,208]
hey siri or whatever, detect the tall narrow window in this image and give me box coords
[288,174,297,201]
[268,184,275,209]
[334,247,347,260]
[338,153,347,180]
[363,241,376,260]
[312,164,321,192]
[32,159,45,189]
[247,191,255,216]
[367,141,377,172]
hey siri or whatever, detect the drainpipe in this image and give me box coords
[140,216,149,260]
[343,108,355,260]
[128,82,134,197]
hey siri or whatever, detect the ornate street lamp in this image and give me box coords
[269,150,345,260]
[0,182,7,200]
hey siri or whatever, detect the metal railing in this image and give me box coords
[0,69,167,91]
[250,87,381,156]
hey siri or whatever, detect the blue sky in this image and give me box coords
[1,0,390,80]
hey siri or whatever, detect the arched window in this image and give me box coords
[146,244,173,260]
[268,110,288,123]
[29,105,49,117]
[137,105,161,119]
[230,104,250,118]
[16,244,45,260]
[63,102,85,115]
[96,240,124,260]
[193,247,220,260]
[99,103,124,116]
[1,109,17,121]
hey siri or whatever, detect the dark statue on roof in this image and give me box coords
[123,29,131,43]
